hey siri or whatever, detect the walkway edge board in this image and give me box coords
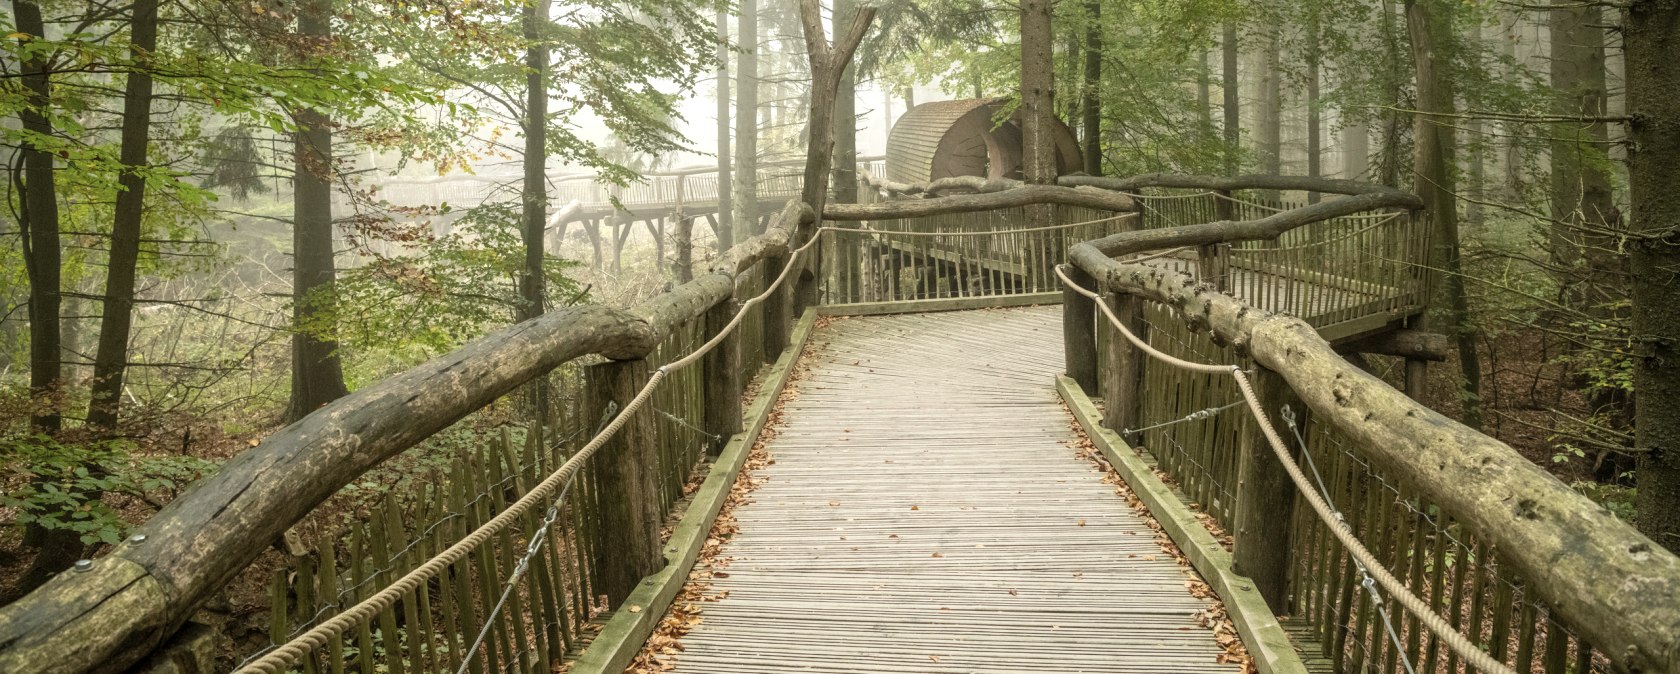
[816,291,1062,317]
[571,308,821,674]
[1057,374,1308,674]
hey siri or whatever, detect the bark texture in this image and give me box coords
[1020,0,1056,229]
[14,0,62,433]
[86,0,159,428]
[283,0,349,423]
[1627,0,1680,552]
[1405,0,1481,429]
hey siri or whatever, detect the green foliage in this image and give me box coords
[0,435,216,545]
[331,201,585,369]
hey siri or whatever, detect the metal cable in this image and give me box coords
[1056,268,1517,674]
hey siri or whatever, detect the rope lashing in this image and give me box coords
[1054,265,1517,674]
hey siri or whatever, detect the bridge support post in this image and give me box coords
[1232,366,1304,611]
[584,358,663,607]
[763,252,791,363]
[1061,264,1099,394]
[1101,289,1147,433]
[704,294,742,454]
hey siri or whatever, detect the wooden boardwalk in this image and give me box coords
[668,307,1240,673]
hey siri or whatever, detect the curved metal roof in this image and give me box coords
[885,97,1083,185]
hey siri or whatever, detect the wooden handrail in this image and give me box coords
[0,200,818,674]
[1066,190,1680,673]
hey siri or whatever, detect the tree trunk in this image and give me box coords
[830,0,859,205]
[1081,0,1101,175]
[519,0,550,324]
[7,0,81,599]
[1222,21,1240,174]
[1548,2,1615,313]
[733,0,759,235]
[1020,0,1056,229]
[1306,16,1322,205]
[1626,0,1680,552]
[87,0,160,429]
[1197,48,1213,143]
[715,6,733,250]
[14,0,61,433]
[1379,0,1406,187]
[1258,28,1283,183]
[284,0,350,423]
[1405,0,1481,429]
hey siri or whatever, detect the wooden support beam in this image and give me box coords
[1101,289,1147,432]
[1061,264,1098,394]
[1231,366,1303,610]
[762,252,791,364]
[703,295,742,455]
[585,358,662,606]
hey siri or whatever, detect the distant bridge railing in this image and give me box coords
[356,156,885,220]
[1059,175,1680,674]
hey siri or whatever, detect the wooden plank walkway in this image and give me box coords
[667,307,1241,673]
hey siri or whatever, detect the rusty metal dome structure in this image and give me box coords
[885,97,1083,186]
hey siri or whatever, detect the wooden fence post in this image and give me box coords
[1061,264,1099,394]
[1232,366,1304,610]
[584,358,662,606]
[1101,289,1147,433]
[762,251,790,362]
[703,295,742,454]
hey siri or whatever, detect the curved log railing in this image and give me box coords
[0,195,816,673]
[1059,176,1680,674]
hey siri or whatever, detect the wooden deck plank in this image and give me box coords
[664,307,1242,673]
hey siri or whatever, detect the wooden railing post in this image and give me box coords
[703,295,742,454]
[1101,289,1147,433]
[762,252,790,362]
[584,357,662,606]
[1061,264,1099,394]
[1232,366,1304,610]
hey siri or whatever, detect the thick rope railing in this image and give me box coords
[237,226,828,674]
[1054,265,1517,674]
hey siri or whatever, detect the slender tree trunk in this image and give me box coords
[518,0,552,421]
[1626,0,1680,551]
[284,0,349,423]
[1379,0,1406,187]
[1222,21,1240,174]
[831,0,858,205]
[1198,49,1213,143]
[1306,16,1322,204]
[733,0,759,234]
[8,0,79,601]
[1081,0,1102,176]
[1548,2,1614,308]
[14,0,61,433]
[519,0,549,323]
[1020,0,1056,228]
[1258,28,1283,182]
[715,6,733,250]
[87,0,159,429]
[1405,0,1481,429]
[1500,8,1526,199]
